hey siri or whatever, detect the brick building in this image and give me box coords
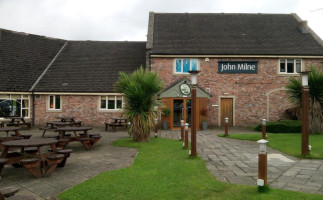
[0,29,146,126]
[1,13,323,128]
[146,13,323,129]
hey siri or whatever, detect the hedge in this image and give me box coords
[253,120,302,133]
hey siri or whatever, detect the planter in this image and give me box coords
[202,121,207,130]
[163,121,168,130]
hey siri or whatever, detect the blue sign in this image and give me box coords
[218,61,258,74]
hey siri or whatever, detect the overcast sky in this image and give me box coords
[0,0,322,41]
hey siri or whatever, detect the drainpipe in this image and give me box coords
[32,91,35,126]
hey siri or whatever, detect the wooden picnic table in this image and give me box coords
[56,126,101,149]
[0,126,21,139]
[0,138,64,178]
[105,118,128,132]
[4,117,31,128]
[55,116,75,123]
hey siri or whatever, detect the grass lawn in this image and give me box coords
[221,133,323,159]
[59,138,322,200]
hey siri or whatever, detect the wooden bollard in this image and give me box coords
[184,123,189,149]
[262,119,267,139]
[224,117,229,137]
[180,120,184,141]
[257,139,268,188]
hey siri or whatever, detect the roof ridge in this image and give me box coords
[29,42,68,91]
[0,28,65,41]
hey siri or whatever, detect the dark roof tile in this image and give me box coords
[150,13,323,55]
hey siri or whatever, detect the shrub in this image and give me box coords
[253,120,301,133]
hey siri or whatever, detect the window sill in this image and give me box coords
[47,109,62,113]
[98,109,123,113]
[277,73,300,77]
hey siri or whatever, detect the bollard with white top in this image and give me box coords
[257,139,268,187]
[180,120,184,141]
[224,117,229,136]
[262,119,267,139]
[184,123,189,149]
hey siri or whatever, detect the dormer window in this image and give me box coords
[174,58,198,74]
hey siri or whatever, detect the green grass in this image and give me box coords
[59,138,323,200]
[221,134,323,159]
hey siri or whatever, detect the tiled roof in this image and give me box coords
[33,41,146,92]
[149,13,323,55]
[0,29,66,92]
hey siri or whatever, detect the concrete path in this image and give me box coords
[159,127,323,195]
[0,127,137,200]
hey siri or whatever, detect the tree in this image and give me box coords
[286,67,323,134]
[115,67,163,142]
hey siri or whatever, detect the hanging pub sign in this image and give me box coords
[218,61,258,74]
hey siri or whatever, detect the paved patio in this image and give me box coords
[0,127,137,199]
[1,126,322,199]
[159,127,323,195]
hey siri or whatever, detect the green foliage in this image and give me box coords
[115,66,163,141]
[162,107,171,117]
[286,66,323,134]
[258,185,270,193]
[254,120,301,133]
[59,138,323,200]
[226,133,323,159]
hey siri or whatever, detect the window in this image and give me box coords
[49,95,61,110]
[174,58,198,73]
[0,94,30,118]
[100,95,123,110]
[279,59,301,74]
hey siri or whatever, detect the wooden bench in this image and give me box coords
[0,158,8,175]
[105,118,127,132]
[39,127,57,137]
[57,149,73,167]
[7,121,31,129]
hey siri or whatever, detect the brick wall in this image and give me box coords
[34,95,123,127]
[151,57,323,127]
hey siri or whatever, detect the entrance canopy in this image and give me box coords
[158,79,211,99]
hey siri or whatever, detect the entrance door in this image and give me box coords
[173,99,191,128]
[221,98,233,126]
[173,99,184,127]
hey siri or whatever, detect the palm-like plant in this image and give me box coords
[286,67,323,134]
[115,67,163,142]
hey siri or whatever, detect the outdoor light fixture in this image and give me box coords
[188,70,200,157]
[189,70,200,85]
[262,119,266,126]
[257,139,268,187]
[300,70,310,156]
[300,71,310,87]
[154,118,158,125]
[225,117,229,124]
[185,123,189,131]
[181,120,184,127]
[257,139,268,154]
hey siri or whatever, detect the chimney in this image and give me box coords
[299,20,309,33]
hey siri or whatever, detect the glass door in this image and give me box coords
[173,99,184,127]
[186,99,191,125]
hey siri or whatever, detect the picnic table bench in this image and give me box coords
[56,126,101,149]
[105,118,127,132]
[5,117,31,129]
[0,138,69,178]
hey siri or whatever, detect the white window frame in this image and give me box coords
[174,58,199,74]
[48,95,62,111]
[0,94,30,118]
[99,95,124,111]
[279,59,302,74]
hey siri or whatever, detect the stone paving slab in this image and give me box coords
[0,127,137,199]
[159,127,323,195]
